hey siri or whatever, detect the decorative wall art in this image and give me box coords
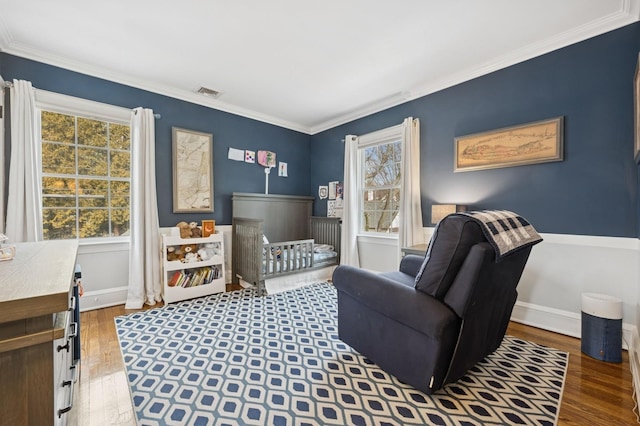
[318,186,328,199]
[454,117,564,172]
[278,162,288,177]
[257,150,276,168]
[227,147,245,161]
[172,127,214,213]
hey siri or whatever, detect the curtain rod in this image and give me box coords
[2,81,161,118]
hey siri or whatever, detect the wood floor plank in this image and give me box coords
[73,304,638,425]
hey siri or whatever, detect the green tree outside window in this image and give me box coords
[41,111,131,239]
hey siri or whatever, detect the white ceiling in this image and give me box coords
[0,1,638,134]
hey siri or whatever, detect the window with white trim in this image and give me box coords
[37,91,131,240]
[358,125,403,234]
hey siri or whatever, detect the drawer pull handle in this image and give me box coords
[57,341,70,352]
[58,378,75,417]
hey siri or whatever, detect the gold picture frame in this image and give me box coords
[172,127,214,213]
[454,117,564,172]
[634,53,640,163]
[201,219,215,237]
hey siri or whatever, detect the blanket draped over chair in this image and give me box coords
[454,210,542,259]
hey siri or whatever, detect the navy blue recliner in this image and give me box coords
[332,214,534,394]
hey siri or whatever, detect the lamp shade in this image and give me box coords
[431,204,466,224]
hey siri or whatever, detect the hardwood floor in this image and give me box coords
[507,322,637,426]
[70,299,638,425]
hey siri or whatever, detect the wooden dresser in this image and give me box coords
[0,240,79,426]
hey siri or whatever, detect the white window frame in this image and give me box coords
[35,90,132,243]
[357,123,404,237]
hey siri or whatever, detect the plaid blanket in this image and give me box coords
[456,210,542,259]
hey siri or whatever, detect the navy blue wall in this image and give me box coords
[3,22,640,236]
[311,23,640,238]
[0,54,311,226]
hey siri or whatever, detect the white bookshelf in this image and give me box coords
[161,230,225,305]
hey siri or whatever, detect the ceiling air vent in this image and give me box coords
[196,86,222,98]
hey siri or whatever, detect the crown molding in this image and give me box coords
[1,1,638,136]
[309,1,640,134]
[0,16,12,52]
[0,41,313,134]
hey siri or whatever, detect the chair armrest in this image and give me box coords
[399,254,424,277]
[333,265,459,339]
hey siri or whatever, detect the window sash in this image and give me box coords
[37,91,131,241]
[357,125,403,235]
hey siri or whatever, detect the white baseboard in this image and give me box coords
[511,300,635,351]
[80,286,128,311]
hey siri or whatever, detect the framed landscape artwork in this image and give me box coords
[454,116,564,172]
[172,127,214,213]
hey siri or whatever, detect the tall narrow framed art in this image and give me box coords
[172,127,214,213]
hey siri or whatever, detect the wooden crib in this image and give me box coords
[231,193,341,295]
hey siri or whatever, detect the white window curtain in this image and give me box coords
[125,107,161,308]
[398,117,426,262]
[340,135,360,267]
[5,79,42,242]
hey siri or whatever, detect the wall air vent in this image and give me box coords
[196,87,222,98]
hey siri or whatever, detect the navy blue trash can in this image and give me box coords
[581,293,622,363]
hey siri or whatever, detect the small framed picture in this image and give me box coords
[202,219,215,237]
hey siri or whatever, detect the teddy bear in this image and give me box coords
[176,221,191,238]
[167,246,184,262]
[166,246,179,262]
[180,244,198,257]
[189,222,202,238]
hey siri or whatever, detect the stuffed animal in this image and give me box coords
[190,222,202,238]
[176,221,191,238]
[184,252,198,263]
[166,246,181,262]
[180,243,198,257]
[202,242,220,258]
[168,246,185,262]
[197,247,209,261]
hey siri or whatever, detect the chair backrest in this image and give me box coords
[414,215,486,299]
[443,241,532,384]
[414,213,535,387]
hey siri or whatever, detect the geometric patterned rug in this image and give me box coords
[115,282,568,426]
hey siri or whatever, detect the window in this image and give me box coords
[37,91,131,240]
[358,125,403,234]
